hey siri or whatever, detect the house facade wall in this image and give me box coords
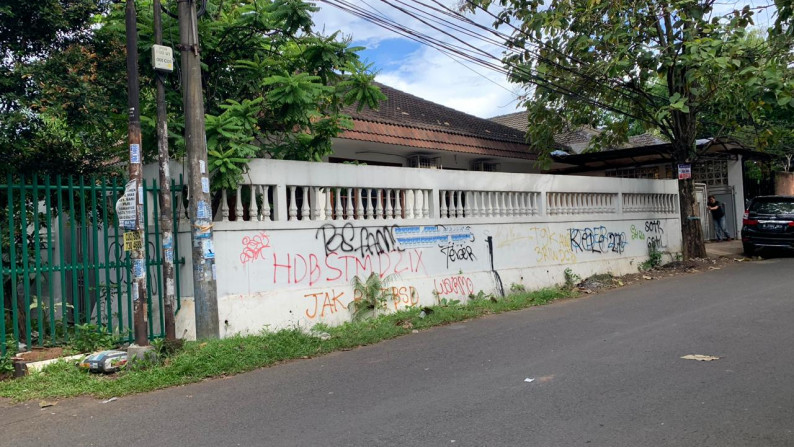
[150,160,682,340]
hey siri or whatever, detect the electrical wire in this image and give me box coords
[319,0,647,120]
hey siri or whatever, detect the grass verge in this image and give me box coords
[0,287,575,402]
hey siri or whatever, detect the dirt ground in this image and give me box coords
[575,254,750,294]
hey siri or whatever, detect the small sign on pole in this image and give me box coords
[115,180,138,230]
[152,44,173,72]
[678,164,692,180]
[123,231,143,251]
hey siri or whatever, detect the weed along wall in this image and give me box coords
[155,160,682,339]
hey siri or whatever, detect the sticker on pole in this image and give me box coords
[116,180,138,230]
[123,231,143,251]
[678,164,692,180]
[130,144,141,164]
[196,200,211,219]
[202,239,215,259]
[133,259,146,280]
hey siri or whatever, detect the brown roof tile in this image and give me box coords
[341,83,533,158]
[489,111,667,151]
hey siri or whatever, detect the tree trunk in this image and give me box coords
[678,177,707,259]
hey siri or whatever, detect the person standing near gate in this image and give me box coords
[708,195,731,241]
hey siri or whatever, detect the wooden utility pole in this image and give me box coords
[125,0,148,346]
[177,0,219,339]
[153,0,177,341]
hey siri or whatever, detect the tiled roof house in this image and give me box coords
[331,84,538,172]
[489,111,667,154]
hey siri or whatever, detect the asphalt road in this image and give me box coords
[2,257,794,447]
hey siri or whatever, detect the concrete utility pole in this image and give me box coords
[153,0,177,341]
[125,0,148,346]
[177,0,219,339]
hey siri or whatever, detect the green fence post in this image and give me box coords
[101,181,113,335]
[0,200,6,355]
[56,176,68,342]
[45,176,56,345]
[151,180,165,337]
[79,177,91,327]
[7,174,19,349]
[142,179,153,338]
[32,175,44,347]
[68,177,79,327]
[18,175,32,347]
[111,178,124,338]
[90,177,101,329]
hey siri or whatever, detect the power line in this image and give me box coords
[319,0,647,120]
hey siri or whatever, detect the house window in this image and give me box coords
[693,160,728,186]
[605,166,660,179]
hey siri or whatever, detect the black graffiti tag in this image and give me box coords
[316,223,402,258]
[439,243,477,268]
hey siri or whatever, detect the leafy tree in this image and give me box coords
[0,0,126,177]
[1,0,384,189]
[470,0,794,258]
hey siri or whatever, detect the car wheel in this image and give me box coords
[742,243,755,257]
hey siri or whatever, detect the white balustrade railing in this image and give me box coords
[622,193,677,214]
[546,192,618,215]
[439,191,540,218]
[195,159,679,226]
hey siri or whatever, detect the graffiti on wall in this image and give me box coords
[304,289,347,319]
[316,223,401,258]
[240,232,271,264]
[644,220,664,248]
[528,226,577,264]
[568,226,628,254]
[271,250,426,286]
[433,275,475,297]
[395,225,478,269]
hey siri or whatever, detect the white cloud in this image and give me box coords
[312,0,521,118]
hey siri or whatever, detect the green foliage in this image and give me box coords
[1,0,384,184]
[640,242,664,271]
[471,0,794,259]
[0,353,13,377]
[468,290,497,302]
[510,283,527,293]
[564,268,581,290]
[471,0,794,161]
[349,273,396,321]
[437,298,461,307]
[68,324,118,354]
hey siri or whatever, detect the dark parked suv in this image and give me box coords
[741,196,794,255]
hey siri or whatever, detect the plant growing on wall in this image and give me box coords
[349,273,396,321]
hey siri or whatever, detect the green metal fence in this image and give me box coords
[0,174,184,355]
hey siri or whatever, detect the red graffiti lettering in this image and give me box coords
[240,232,271,264]
[434,275,474,297]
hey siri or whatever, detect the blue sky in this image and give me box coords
[312,1,523,119]
[312,1,777,120]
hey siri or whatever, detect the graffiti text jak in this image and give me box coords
[305,289,347,319]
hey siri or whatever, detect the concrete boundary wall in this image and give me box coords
[152,160,682,339]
